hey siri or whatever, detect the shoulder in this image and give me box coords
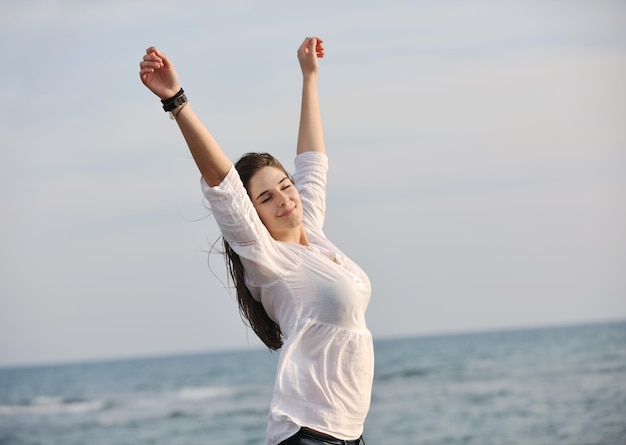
[294,151,328,172]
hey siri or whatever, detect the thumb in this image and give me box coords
[308,38,317,55]
[154,48,173,69]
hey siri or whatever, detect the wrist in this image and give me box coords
[157,86,181,100]
[161,88,187,112]
[302,73,318,84]
[168,101,188,120]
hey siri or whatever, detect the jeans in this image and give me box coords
[279,428,365,445]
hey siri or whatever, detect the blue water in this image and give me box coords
[1,321,625,445]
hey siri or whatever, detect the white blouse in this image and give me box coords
[201,151,374,444]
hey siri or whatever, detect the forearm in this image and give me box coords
[173,104,232,186]
[296,76,325,155]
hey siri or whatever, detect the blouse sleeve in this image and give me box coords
[293,151,329,232]
[201,165,298,286]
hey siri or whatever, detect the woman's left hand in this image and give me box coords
[297,37,324,79]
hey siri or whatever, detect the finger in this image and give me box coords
[144,47,170,68]
[316,40,325,58]
[302,37,318,60]
[139,60,161,72]
[153,49,173,69]
[143,51,162,60]
[306,37,324,58]
[139,71,151,86]
[297,38,310,56]
[139,60,158,71]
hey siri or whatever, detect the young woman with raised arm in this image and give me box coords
[139,37,373,445]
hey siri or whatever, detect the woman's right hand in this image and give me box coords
[139,47,181,100]
[297,37,324,80]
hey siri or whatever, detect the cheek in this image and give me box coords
[253,205,272,226]
[290,189,302,203]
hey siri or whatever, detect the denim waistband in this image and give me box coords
[287,428,364,445]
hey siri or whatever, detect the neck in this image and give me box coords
[298,228,310,246]
[273,225,309,246]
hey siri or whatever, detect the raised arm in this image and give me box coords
[296,37,326,155]
[139,47,231,186]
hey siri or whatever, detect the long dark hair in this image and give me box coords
[223,152,292,351]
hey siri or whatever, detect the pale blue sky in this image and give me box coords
[1,0,625,366]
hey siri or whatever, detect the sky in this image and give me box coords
[1,0,625,367]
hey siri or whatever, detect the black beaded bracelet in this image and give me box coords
[161,88,187,112]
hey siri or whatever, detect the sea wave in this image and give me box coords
[375,366,431,382]
[0,396,111,416]
[177,386,235,401]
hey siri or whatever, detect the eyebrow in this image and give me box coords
[255,176,290,202]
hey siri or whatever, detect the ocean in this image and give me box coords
[1,320,625,445]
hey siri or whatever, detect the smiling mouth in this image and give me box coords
[279,206,296,217]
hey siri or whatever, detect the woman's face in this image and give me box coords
[247,166,305,243]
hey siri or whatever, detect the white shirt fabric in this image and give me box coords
[201,151,374,445]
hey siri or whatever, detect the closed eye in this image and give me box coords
[255,176,291,203]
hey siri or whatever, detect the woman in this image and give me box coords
[139,37,373,445]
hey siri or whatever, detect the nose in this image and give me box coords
[277,191,289,206]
